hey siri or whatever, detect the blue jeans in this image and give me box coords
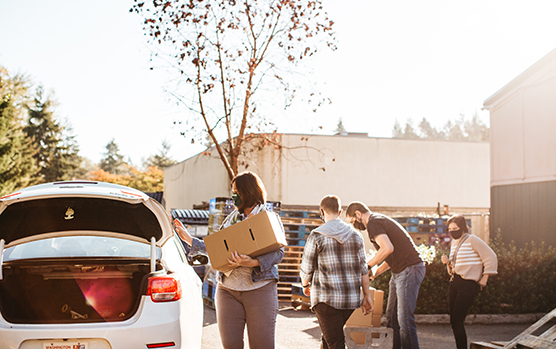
[386,262,426,349]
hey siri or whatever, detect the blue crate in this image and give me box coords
[281,210,320,219]
[202,280,216,299]
[407,217,420,224]
[406,226,419,233]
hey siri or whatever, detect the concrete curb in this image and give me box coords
[410,313,546,325]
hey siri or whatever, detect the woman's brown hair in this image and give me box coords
[447,215,469,234]
[232,171,267,211]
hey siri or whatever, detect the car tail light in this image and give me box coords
[146,342,176,348]
[147,276,181,302]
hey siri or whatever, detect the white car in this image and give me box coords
[0,181,205,349]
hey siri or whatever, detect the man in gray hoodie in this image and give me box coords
[300,195,372,349]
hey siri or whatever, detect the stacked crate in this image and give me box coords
[280,209,322,246]
[202,279,216,309]
[207,197,235,235]
[277,245,305,302]
[276,208,322,302]
[394,216,450,247]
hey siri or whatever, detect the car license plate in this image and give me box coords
[43,341,88,349]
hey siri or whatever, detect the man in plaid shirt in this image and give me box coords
[300,195,372,349]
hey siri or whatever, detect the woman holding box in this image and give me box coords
[441,215,498,349]
[175,171,284,349]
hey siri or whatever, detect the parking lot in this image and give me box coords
[201,303,535,349]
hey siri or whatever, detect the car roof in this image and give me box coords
[0,181,172,247]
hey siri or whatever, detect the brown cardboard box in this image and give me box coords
[345,288,384,327]
[345,288,385,344]
[203,210,286,272]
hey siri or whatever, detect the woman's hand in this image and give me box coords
[479,275,489,290]
[174,219,193,245]
[441,254,450,265]
[227,251,260,268]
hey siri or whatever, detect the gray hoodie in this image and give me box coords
[313,218,354,244]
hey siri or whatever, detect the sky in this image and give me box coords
[2,0,556,166]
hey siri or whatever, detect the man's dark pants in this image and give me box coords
[314,302,355,349]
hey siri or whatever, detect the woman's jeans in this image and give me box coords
[386,262,426,349]
[448,274,480,349]
[215,281,278,349]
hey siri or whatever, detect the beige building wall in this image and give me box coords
[164,134,490,213]
[485,51,556,186]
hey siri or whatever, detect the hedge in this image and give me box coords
[370,233,556,314]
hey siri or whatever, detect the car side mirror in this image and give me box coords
[191,254,208,265]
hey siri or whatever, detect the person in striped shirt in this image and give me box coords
[441,215,498,349]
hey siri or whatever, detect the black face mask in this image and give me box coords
[232,193,242,208]
[449,228,463,240]
[319,210,325,223]
[353,219,366,231]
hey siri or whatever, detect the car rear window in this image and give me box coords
[3,236,161,261]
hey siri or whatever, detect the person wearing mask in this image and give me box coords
[346,201,425,349]
[175,171,284,349]
[441,215,498,349]
[300,195,373,349]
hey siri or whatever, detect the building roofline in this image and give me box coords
[483,47,556,109]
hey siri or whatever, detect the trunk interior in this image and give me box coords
[0,259,153,324]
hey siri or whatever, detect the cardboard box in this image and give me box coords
[345,288,385,345]
[345,288,384,327]
[203,210,286,272]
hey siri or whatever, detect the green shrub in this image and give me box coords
[369,233,556,314]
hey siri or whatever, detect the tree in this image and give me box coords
[99,139,127,175]
[418,117,444,139]
[143,139,177,169]
[392,114,489,141]
[132,0,336,181]
[0,70,39,196]
[392,120,404,138]
[88,166,164,192]
[24,87,83,182]
[334,118,347,135]
[403,119,420,139]
[464,112,489,141]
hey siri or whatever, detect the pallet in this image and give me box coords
[471,308,556,349]
[278,246,304,302]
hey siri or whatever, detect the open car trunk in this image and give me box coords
[0,258,155,324]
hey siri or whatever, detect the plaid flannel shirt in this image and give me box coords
[300,227,368,310]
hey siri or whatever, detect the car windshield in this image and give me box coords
[3,236,161,261]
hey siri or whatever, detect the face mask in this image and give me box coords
[353,219,366,231]
[449,228,463,240]
[319,210,325,223]
[232,193,242,208]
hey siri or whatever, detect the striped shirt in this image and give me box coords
[300,220,368,310]
[450,234,498,282]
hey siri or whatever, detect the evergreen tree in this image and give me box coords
[0,91,39,196]
[334,118,347,135]
[418,117,445,139]
[99,139,127,174]
[392,120,404,138]
[464,113,490,141]
[24,87,83,182]
[403,120,420,139]
[143,140,177,169]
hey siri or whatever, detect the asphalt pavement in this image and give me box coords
[201,303,538,349]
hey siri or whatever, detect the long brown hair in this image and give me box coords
[232,171,267,211]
